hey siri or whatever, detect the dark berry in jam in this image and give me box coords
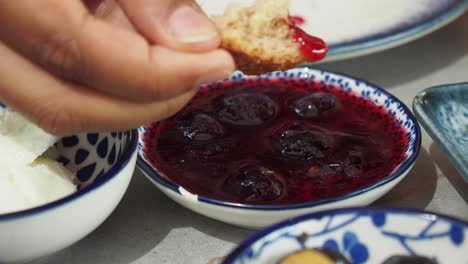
[382,255,437,264]
[143,78,409,205]
[185,139,238,161]
[290,93,337,118]
[176,113,225,141]
[272,123,332,161]
[217,93,278,127]
[223,164,284,202]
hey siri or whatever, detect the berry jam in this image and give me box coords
[142,79,408,205]
[289,16,328,62]
[292,27,328,62]
[290,15,306,26]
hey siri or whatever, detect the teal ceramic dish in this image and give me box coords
[413,83,468,182]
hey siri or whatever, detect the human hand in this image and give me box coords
[0,0,235,135]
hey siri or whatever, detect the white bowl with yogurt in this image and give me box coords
[0,107,138,263]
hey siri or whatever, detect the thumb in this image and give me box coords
[118,0,220,52]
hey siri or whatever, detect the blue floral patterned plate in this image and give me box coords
[222,207,468,264]
[413,83,468,183]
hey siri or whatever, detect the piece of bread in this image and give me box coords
[213,0,305,75]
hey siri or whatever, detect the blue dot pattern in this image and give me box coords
[55,131,131,187]
[108,145,116,165]
[97,138,109,158]
[62,136,79,147]
[74,148,89,164]
[449,225,464,245]
[76,163,96,182]
[371,212,387,227]
[87,133,99,145]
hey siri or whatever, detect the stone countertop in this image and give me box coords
[37,12,468,264]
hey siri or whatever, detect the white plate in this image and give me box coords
[198,0,468,62]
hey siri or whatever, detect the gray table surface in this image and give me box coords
[37,13,468,264]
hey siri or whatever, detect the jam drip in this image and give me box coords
[290,16,306,26]
[289,16,328,62]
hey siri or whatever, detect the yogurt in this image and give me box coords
[0,108,76,215]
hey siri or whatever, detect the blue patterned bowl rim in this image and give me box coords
[137,66,422,211]
[0,129,138,221]
[327,0,468,57]
[222,206,468,264]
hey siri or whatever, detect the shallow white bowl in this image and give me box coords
[0,129,138,263]
[222,207,468,264]
[138,67,421,229]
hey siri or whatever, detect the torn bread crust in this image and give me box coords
[227,49,300,75]
[213,0,305,74]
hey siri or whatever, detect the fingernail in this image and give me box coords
[169,5,218,43]
[194,70,233,88]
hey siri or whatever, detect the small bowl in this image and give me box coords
[222,207,468,264]
[137,67,421,229]
[0,126,138,263]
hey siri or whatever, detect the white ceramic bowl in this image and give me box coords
[0,130,138,263]
[138,67,421,229]
[222,207,468,264]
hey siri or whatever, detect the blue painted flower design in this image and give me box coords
[382,220,465,257]
[323,231,369,264]
[371,212,387,227]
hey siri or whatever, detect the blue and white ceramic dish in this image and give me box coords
[138,67,421,229]
[0,110,138,263]
[413,83,468,183]
[222,207,468,264]
[197,0,468,62]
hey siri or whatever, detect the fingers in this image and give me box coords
[84,0,115,16]
[118,0,220,51]
[0,1,234,102]
[84,0,134,30]
[98,2,135,30]
[0,41,197,136]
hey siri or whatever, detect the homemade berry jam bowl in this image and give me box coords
[137,67,421,229]
[221,207,468,264]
